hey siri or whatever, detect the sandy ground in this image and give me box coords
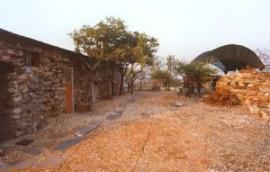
[2,91,270,172]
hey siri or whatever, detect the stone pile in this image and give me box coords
[204,89,240,106]
[216,67,270,124]
[216,67,270,107]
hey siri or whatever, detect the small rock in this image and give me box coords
[260,88,270,93]
[249,105,260,114]
[13,107,22,114]
[11,114,21,120]
[75,122,99,137]
[106,112,122,121]
[172,101,184,107]
[16,139,34,146]
[260,111,270,120]
[54,138,83,151]
[20,86,29,93]
[18,74,27,81]
[22,147,41,155]
[13,95,22,103]
[141,112,150,117]
[0,148,5,156]
[8,88,16,93]
[15,130,24,137]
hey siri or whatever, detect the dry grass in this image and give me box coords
[204,90,240,106]
[15,92,270,172]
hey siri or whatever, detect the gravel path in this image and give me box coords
[2,91,270,171]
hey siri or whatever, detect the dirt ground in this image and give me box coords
[2,91,270,172]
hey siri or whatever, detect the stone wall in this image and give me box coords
[216,68,270,107]
[0,40,73,139]
[73,62,93,112]
[0,29,123,141]
[0,38,103,140]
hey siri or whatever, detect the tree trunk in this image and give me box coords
[128,78,131,93]
[111,79,114,97]
[90,81,96,105]
[130,76,135,94]
[119,75,125,95]
[119,65,128,95]
[196,81,202,97]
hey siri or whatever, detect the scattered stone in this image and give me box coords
[54,138,83,151]
[141,112,150,117]
[106,111,123,121]
[260,88,270,93]
[13,95,22,103]
[249,105,260,114]
[35,155,65,169]
[75,122,99,137]
[22,147,41,155]
[0,158,37,172]
[15,139,34,146]
[172,101,184,107]
[11,114,21,120]
[217,67,270,106]
[15,131,24,137]
[0,148,5,156]
[260,110,270,120]
[119,98,135,108]
[249,106,270,122]
[13,107,22,114]
[0,161,4,167]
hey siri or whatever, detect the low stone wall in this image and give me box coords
[216,68,270,107]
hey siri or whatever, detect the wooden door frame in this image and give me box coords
[71,67,74,112]
[64,66,74,113]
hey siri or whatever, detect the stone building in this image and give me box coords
[0,29,117,142]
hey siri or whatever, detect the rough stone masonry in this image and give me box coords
[0,29,119,141]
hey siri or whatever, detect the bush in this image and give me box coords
[175,62,217,96]
[151,69,174,90]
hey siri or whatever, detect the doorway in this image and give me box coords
[64,67,74,113]
[0,62,15,142]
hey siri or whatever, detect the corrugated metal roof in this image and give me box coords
[193,44,265,72]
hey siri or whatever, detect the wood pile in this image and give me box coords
[204,89,240,106]
[216,67,270,107]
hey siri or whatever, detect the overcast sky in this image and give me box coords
[1,0,270,60]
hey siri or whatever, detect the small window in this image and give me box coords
[24,52,40,67]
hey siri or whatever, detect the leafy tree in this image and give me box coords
[175,62,216,96]
[70,17,128,103]
[70,16,159,98]
[127,32,159,94]
[166,55,177,74]
[112,31,138,95]
[151,69,173,90]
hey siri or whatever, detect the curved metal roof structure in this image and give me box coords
[193,44,265,72]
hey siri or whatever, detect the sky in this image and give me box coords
[1,0,270,60]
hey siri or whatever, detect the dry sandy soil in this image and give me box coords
[3,91,270,172]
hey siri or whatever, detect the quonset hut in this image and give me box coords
[193,44,265,73]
